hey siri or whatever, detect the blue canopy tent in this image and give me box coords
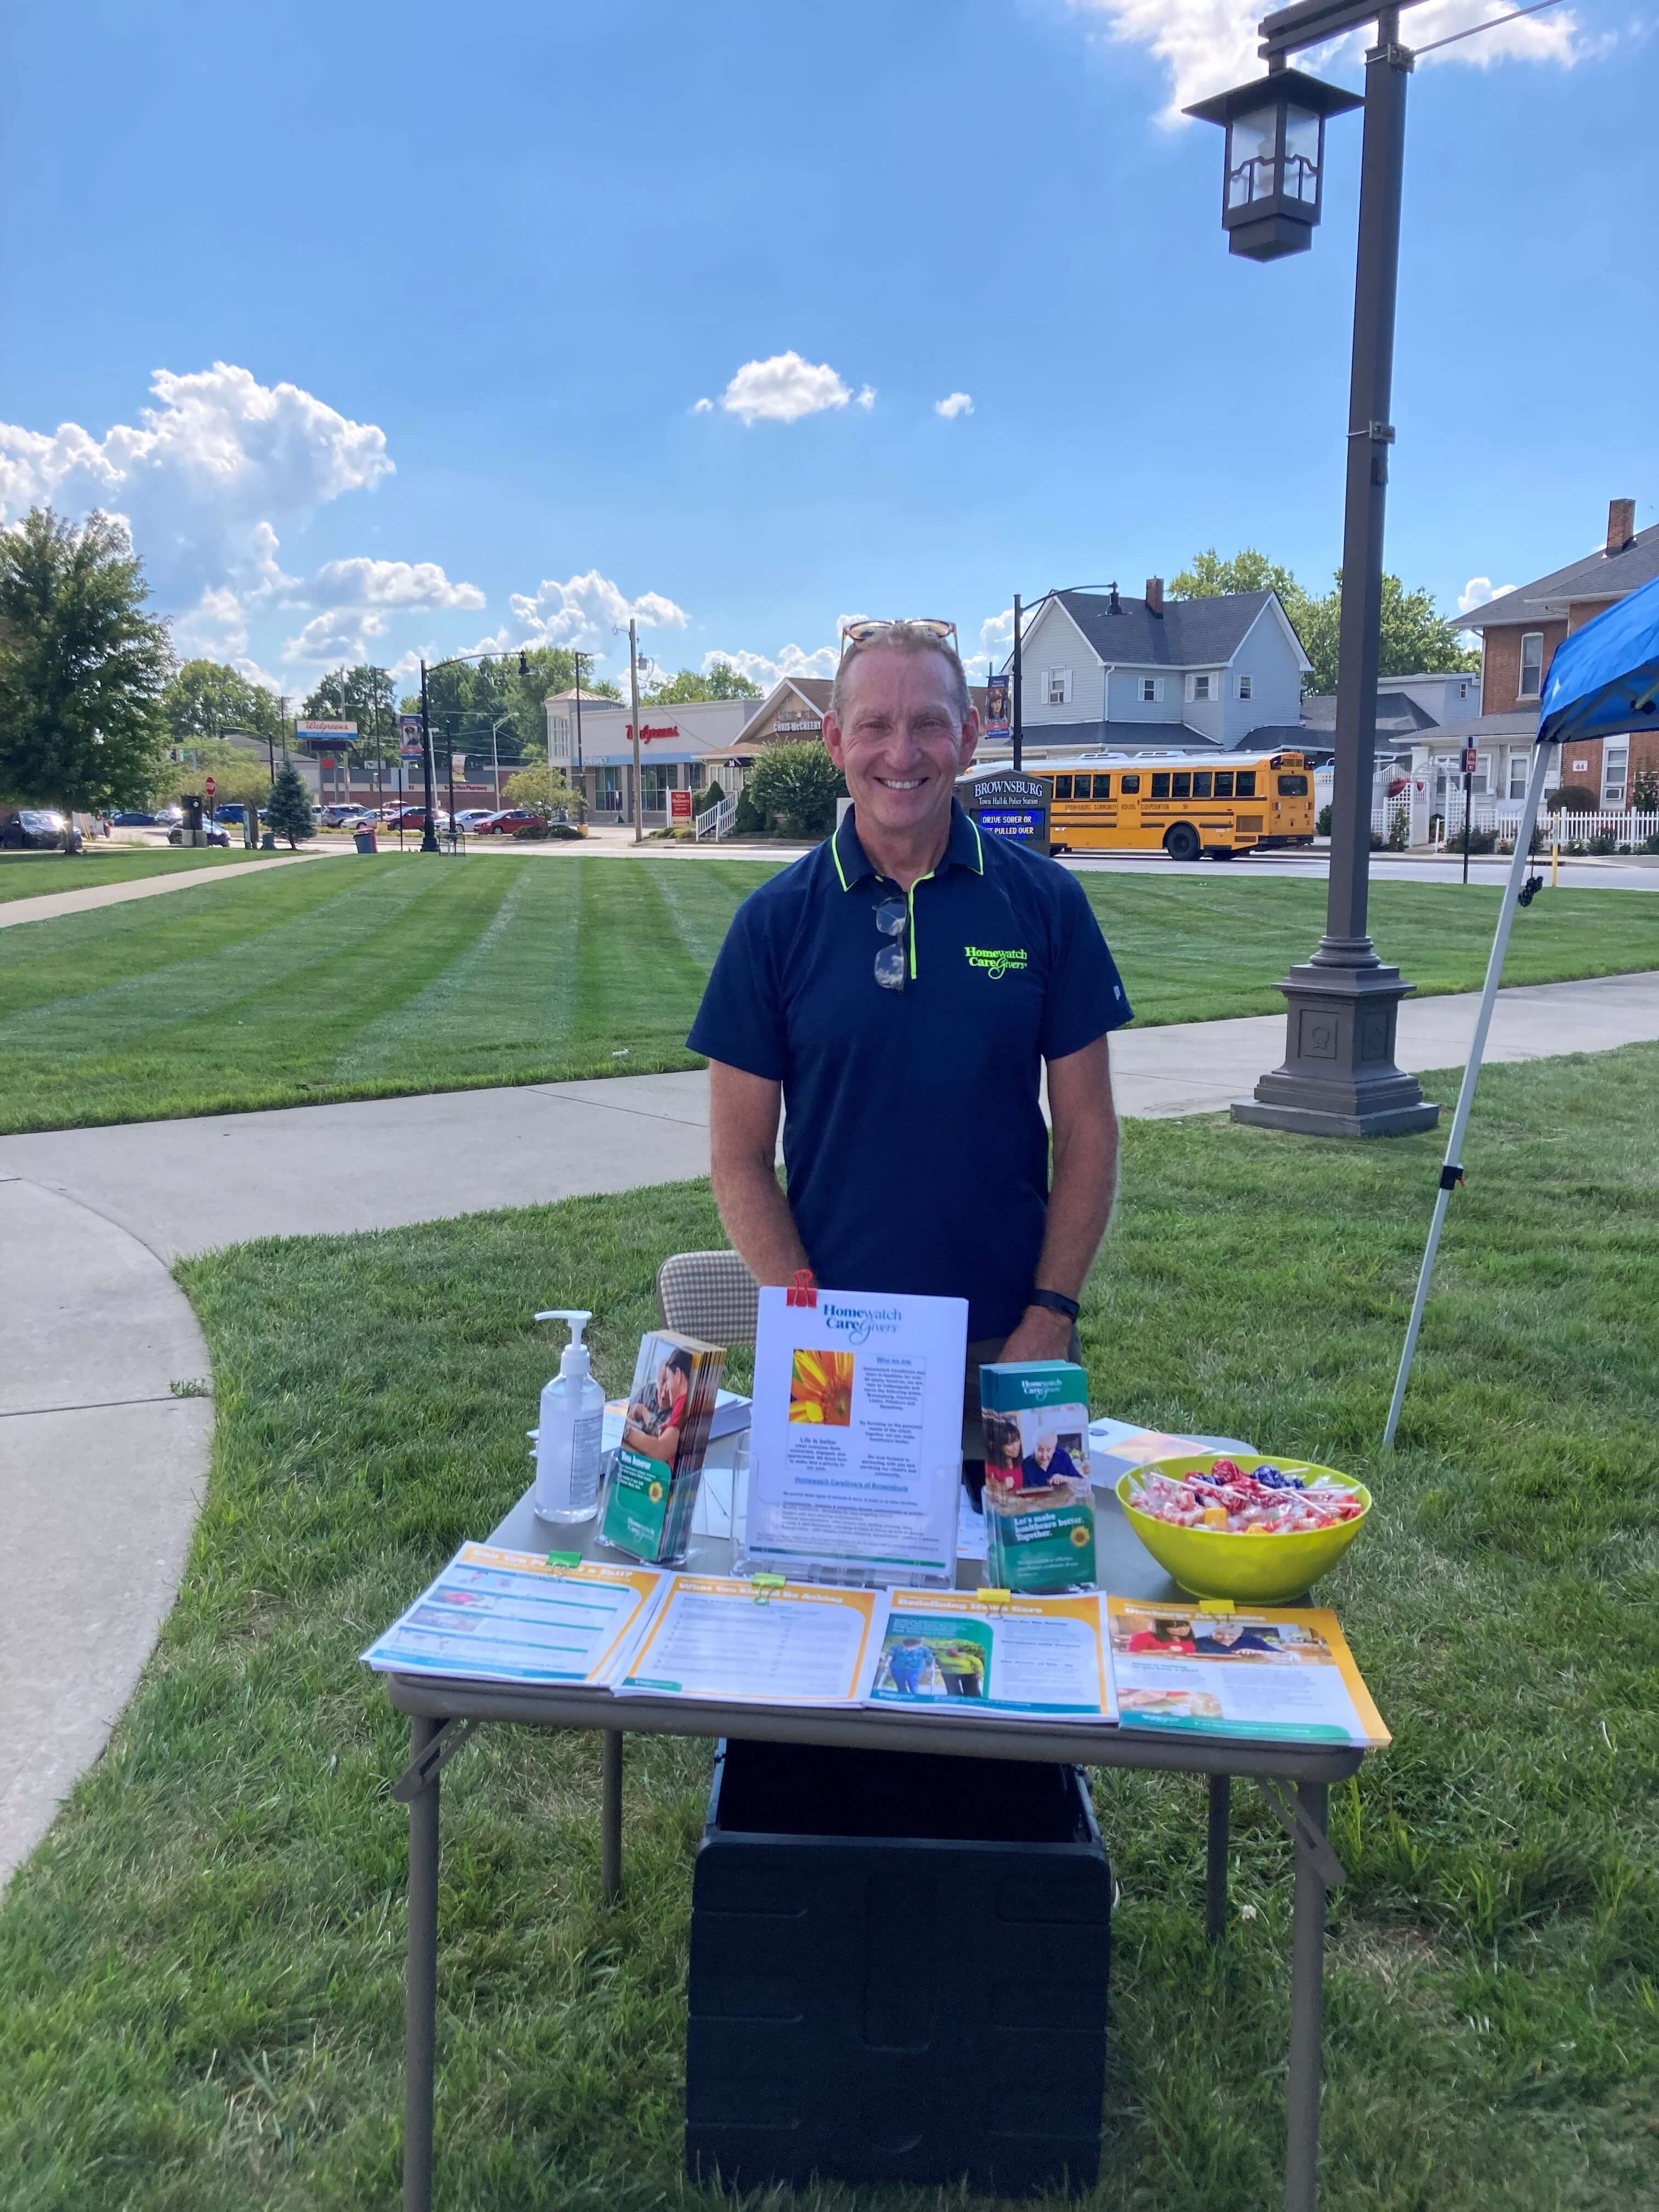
[1383,573,1659,1445]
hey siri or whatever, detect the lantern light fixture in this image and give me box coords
[1184,65,1363,261]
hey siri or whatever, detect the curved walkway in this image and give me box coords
[0,848,337,930]
[0,1175,211,1883]
[3,966,1657,1883]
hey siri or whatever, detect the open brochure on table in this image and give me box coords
[869,1587,1118,1723]
[360,1544,664,1688]
[616,1574,889,1706]
[1106,1596,1390,1747]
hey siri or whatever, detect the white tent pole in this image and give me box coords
[1381,740,1556,1449]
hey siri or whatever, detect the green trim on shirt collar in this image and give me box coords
[833,800,983,890]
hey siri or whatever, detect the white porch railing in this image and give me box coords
[695,797,736,841]
[1491,807,1659,851]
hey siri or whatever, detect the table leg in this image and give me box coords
[1284,1779,1329,2212]
[1205,1774,1231,1942]
[405,1715,442,2212]
[601,1730,623,1907]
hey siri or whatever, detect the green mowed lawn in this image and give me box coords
[0,844,279,903]
[2,1048,1654,2209]
[1,849,1654,1133]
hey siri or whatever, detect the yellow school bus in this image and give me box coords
[1031,748,1315,860]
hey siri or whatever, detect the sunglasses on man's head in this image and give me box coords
[839,618,959,659]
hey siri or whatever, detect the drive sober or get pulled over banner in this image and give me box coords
[964,771,1050,855]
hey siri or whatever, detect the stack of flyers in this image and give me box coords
[1106,1596,1389,1746]
[869,1585,1118,1722]
[360,1545,665,1688]
[600,1330,726,1564]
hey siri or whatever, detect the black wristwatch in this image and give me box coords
[1028,1288,1080,1322]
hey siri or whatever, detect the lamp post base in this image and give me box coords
[1230,959,1441,1138]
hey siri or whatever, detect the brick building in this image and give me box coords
[1453,496,1659,806]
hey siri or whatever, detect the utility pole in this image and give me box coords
[573,650,587,821]
[1011,594,1024,774]
[492,715,507,809]
[419,659,441,853]
[629,618,644,845]
[445,716,458,848]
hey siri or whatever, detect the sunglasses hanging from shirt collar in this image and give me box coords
[873,896,907,992]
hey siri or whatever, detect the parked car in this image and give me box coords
[477,809,539,836]
[168,820,232,847]
[454,808,498,830]
[1,807,84,851]
[111,809,158,827]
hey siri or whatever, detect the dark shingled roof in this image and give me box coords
[987,720,1227,754]
[1300,692,1443,736]
[1052,587,1296,668]
[1457,522,1659,629]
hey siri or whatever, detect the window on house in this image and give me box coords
[1090,773,1113,799]
[1214,770,1234,798]
[1193,771,1213,797]
[1237,673,1252,700]
[1120,773,1141,794]
[1519,633,1544,698]
[1054,774,1073,799]
[1139,676,1163,704]
[1470,755,1490,797]
[1235,770,1257,798]
[1604,744,1629,808]
[1509,755,1528,800]
[1046,668,1072,706]
[1458,680,1470,701]
[1186,673,1214,703]
[1151,772,1171,798]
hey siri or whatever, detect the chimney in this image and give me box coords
[1607,497,1636,556]
[1145,575,1165,616]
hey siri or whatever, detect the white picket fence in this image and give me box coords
[1365,782,1659,853]
[695,796,736,842]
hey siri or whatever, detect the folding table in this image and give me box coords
[383,1452,1367,2212]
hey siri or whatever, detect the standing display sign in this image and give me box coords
[962,771,1050,855]
[743,1285,967,1588]
[670,787,693,822]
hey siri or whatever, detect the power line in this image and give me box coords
[1412,0,1565,58]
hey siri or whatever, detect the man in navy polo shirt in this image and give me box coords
[687,621,1132,1442]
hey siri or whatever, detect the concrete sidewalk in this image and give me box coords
[0,848,337,930]
[3,966,1656,1884]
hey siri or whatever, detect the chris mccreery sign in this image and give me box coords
[962,771,1050,856]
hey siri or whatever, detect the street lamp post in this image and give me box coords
[572,650,591,821]
[1189,0,1438,1138]
[419,646,534,854]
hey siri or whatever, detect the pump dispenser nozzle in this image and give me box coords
[535,1307,591,1348]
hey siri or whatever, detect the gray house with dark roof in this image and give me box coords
[998,579,1311,757]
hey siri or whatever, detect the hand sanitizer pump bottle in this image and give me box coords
[532,1309,605,1524]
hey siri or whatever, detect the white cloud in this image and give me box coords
[935,391,974,420]
[282,608,392,665]
[704,642,840,690]
[1062,0,1586,122]
[711,352,861,426]
[507,571,689,680]
[1458,574,1515,614]
[979,607,1015,660]
[0,362,393,605]
[855,385,877,410]
[304,557,484,611]
[691,397,714,415]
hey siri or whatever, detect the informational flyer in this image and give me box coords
[360,1544,664,1688]
[744,1285,968,1584]
[616,1574,889,1706]
[868,1587,1117,1722]
[1106,1598,1390,1746]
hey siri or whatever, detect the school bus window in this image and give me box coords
[1278,773,1308,795]
[1235,771,1257,798]
[1055,775,1073,799]
[1151,772,1170,798]
[1214,771,1234,798]
[1171,771,1191,798]
[1120,773,1140,794]
[1091,773,1113,799]
[1193,771,1212,798]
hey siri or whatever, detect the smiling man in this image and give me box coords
[687,620,1132,1448]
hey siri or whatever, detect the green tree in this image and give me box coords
[302,664,398,770]
[743,741,847,837]
[644,664,763,703]
[0,507,172,816]
[1630,768,1658,813]
[165,659,285,751]
[174,755,274,810]
[1171,546,1477,696]
[501,764,574,821]
[267,758,315,847]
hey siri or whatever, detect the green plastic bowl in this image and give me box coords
[1116,1453,1372,1603]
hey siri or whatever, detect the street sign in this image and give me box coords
[204,775,216,796]
[1463,748,1478,776]
[961,771,1051,855]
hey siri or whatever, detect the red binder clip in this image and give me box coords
[786,1268,818,1309]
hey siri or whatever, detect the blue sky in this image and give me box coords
[2,0,1654,697]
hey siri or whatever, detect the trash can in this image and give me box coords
[353,827,377,854]
[261,831,276,851]
[687,1739,1112,2197]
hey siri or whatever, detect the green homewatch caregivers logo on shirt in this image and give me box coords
[964,944,1028,978]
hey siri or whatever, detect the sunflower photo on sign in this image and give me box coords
[789,1348,854,1427]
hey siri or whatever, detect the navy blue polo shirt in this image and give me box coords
[687,802,1132,1340]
